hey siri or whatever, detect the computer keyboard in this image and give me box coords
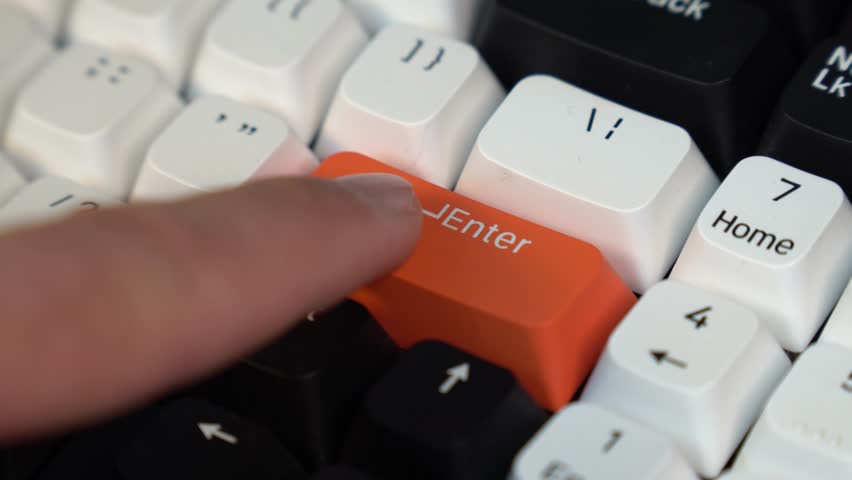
[0,1,851,479]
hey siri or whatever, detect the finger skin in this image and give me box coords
[0,176,421,443]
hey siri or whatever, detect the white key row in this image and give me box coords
[0,0,487,41]
[1,18,850,309]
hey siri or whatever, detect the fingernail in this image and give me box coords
[337,173,420,215]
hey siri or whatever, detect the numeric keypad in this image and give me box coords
[581,280,790,477]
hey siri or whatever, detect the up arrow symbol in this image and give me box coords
[438,363,470,394]
[198,423,239,445]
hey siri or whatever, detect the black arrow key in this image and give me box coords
[759,38,852,195]
[116,398,306,480]
[197,301,398,469]
[342,341,547,480]
[476,0,796,174]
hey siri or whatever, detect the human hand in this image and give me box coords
[0,173,421,445]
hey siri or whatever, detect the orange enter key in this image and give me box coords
[314,153,636,410]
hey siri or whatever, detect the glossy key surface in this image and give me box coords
[313,153,636,410]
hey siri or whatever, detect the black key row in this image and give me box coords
[9,302,545,480]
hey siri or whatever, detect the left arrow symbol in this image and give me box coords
[198,423,238,445]
[438,363,470,394]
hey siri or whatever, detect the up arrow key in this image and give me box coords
[198,423,239,445]
[439,363,470,394]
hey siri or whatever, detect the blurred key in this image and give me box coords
[671,156,852,352]
[511,403,698,480]
[117,398,307,480]
[67,0,224,88]
[759,39,852,195]
[345,0,485,40]
[2,440,61,480]
[820,278,852,349]
[744,0,846,52]
[35,408,155,479]
[190,0,367,143]
[311,467,376,480]
[581,280,790,477]
[456,75,718,293]
[313,153,637,410]
[4,45,181,199]
[199,301,398,470]
[0,6,52,134]
[315,25,504,188]
[1,0,72,38]
[718,473,785,480]
[343,341,547,480]
[735,343,852,480]
[132,95,316,201]
[476,0,795,173]
[0,176,120,232]
[0,153,26,205]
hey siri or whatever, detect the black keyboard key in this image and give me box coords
[759,38,852,194]
[311,466,376,480]
[744,0,846,52]
[342,341,547,480]
[199,301,398,470]
[116,398,306,480]
[476,0,796,173]
[2,440,60,480]
[35,409,154,479]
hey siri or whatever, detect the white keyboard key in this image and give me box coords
[132,95,317,201]
[821,278,852,349]
[510,403,698,480]
[190,0,367,143]
[718,473,785,480]
[345,0,484,40]
[735,343,852,480]
[455,75,718,293]
[315,24,504,188]
[1,0,71,38]
[580,280,790,477]
[68,0,224,88]
[0,176,120,232]
[0,153,26,205]
[0,6,53,133]
[4,45,182,199]
[670,156,852,352]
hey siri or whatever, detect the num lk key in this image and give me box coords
[312,153,637,410]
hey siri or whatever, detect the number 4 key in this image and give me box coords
[671,156,852,352]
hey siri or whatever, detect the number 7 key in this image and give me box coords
[671,156,852,352]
